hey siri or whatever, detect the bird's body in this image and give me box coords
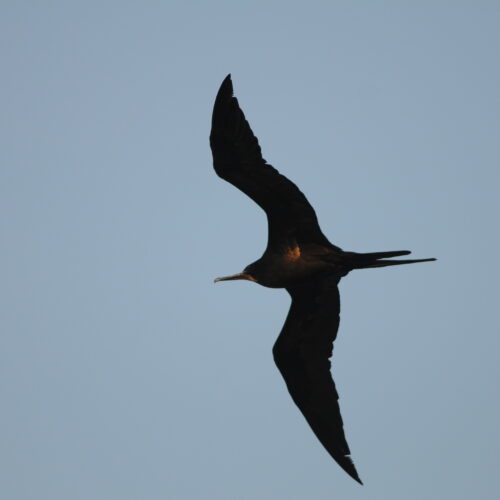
[243,244,337,288]
[210,74,435,484]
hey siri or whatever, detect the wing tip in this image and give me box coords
[212,74,235,122]
[352,472,363,485]
[340,454,363,485]
[218,74,233,97]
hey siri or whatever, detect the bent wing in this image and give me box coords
[210,75,336,250]
[272,275,362,484]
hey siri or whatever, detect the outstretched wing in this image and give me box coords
[272,274,362,484]
[210,75,336,250]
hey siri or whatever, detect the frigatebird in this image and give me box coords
[210,74,435,484]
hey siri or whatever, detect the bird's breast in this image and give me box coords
[256,246,333,288]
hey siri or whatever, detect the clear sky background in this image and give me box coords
[1,2,499,499]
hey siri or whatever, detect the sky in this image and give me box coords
[1,2,499,499]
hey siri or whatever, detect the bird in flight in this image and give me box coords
[210,74,435,484]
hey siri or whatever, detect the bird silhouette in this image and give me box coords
[210,74,435,484]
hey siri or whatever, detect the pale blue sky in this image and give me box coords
[1,2,499,499]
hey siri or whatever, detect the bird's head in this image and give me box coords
[214,262,259,284]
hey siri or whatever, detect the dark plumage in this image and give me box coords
[210,74,435,484]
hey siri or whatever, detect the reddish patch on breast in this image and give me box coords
[284,246,301,262]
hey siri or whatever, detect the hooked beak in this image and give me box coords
[214,272,256,283]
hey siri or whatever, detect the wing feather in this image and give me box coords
[272,275,362,484]
[210,75,335,249]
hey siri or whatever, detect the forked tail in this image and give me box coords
[349,250,436,269]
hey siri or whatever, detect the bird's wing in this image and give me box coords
[272,274,362,484]
[210,75,336,250]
